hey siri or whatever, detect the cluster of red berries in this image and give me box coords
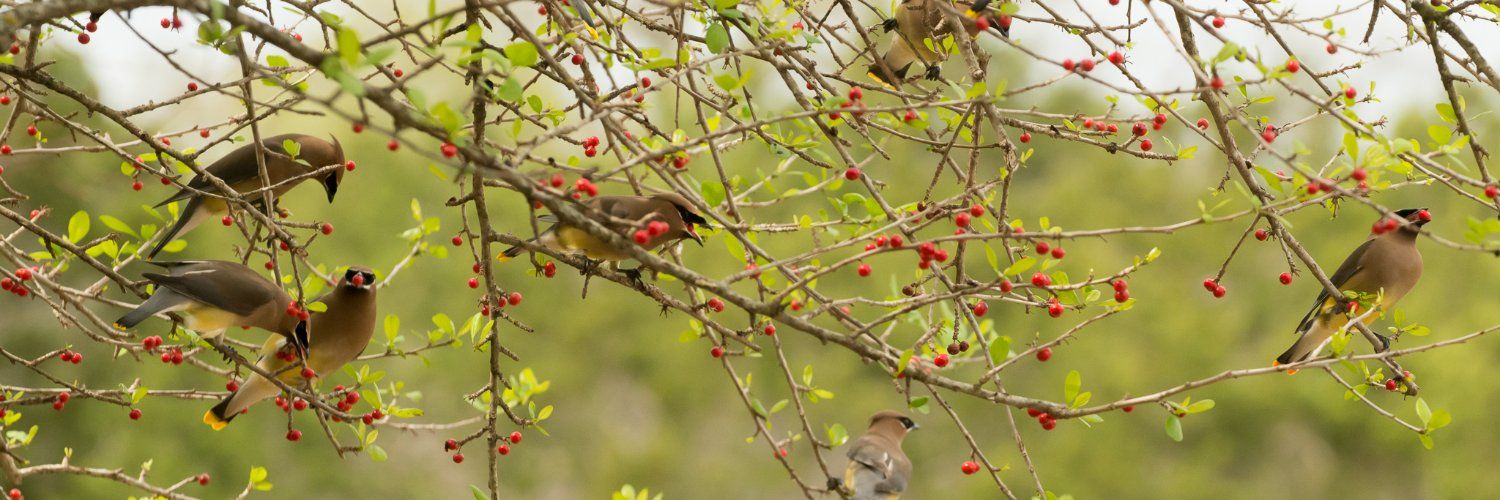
[864,233,903,251]
[285,301,310,321]
[158,346,185,365]
[2,267,35,297]
[58,349,83,364]
[633,220,672,245]
[1111,279,1129,303]
[160,16,183,29]
[334,385,360,413]
[1060,57,1097,73]
[1034,240,1066,260]
[272,345,301,362]
[1202,278,1227,298]
[52,391,71,411]
[960,460,981,475]
[1025,407,1059,430]
[915,241,949,270]
[582,136,601,158]
[953,204,983,233]
[706,297,726,312]
[574,177,599,198]
[1045,296,1064,317]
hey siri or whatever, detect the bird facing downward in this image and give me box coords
[146,134,347,258]
[868,0,1008,87]
[842,410,918,500]
[114,260,305,353]
[501,193,708,278]
[203,266,378,430]
[1276,208,1429,370]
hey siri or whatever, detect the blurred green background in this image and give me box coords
[3,4,1499,499]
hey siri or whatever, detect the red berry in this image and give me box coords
[844,168,861,180]
[1197,118,1209,129]
[77,33,90,44]
[197,474,209,486]
[571,54,585,65]
[187,82,198,92]
[933,353,949,368]
[848,87,863,100]
[1351,168,1367,181]
[352,123,365,133]
[1108,51,1124,64]
[452,235,464,246]
[903,110,918,123]
[1326,43,1337,54]
[857,263,871,277]
[954,212,971,227]
[227,380,239,391]
[710,346,725,358]
[320,223,334,235]
[1114,290,1129,303]
[1035,241,1050,254]
[1279,272,1293,285]
[1031,273,1050,287]
[1050,247,1066,259]
[14,268,30,281]
[633,230,650,245]
[1254,229,1268,241]
[497,444,511,455]
[509,431,522,443]
[392,68,404,77]
[301,367,316,379]
[1079,59,1095,72]
[707,298,725,312]
[293,398,308,411]
[445,439,459,451]
[1286,59,1300,73]
[974,16,989,31]
[508,292,522,306]
[127,407,143,419]
[1385,379,1398,391]
[0,96,8,105]
[286,429,303,441]
[1262,130,1276,143]
[441,143,458,158]
[1036,348,1052,361]
[1344,87,1357,99]
[452,453,465,463]
[57,392,71,403]
[1047,299,1064,317]
[1026,408,1043,417]
[1210,77,1224,90]
[961,461,980,475]
[387,139,400,151]
[1019,132,1031,143]
[220,215,233,226]
[1485,185,1499,199]
[1041,419,1057,430]
[972,300,988,317]
[1122,405,1135,413]
[1062,58,1075,71]
[1211,16,1225,28]
[1213,285,1227,298]
[763,324,777,336]
[1132,122,1148,136]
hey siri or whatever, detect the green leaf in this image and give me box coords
[705,24,730,54]
[249,466,268,483]
[368,444,388,462]
[1428,409,1451,430]
[1001,256,1035,277]
[1064,370,1081,404]
[337,28,361,66]
[471,485,490,500]
[1165,415,1184,442]
[504,42,540,67]
[68,210,90,243]
[99,215,136,237]
[826,423,849,447]
[1416,398,1432,425]
[895,349,914,376]
[1419,433,1434,450]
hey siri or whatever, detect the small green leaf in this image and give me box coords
[504,42,540,67]
[1165,415,1184,442]
[68,210,90,243]
[705,24,730,54]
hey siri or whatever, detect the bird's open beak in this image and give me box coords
[323,174,339,203]
[687,225,704,246]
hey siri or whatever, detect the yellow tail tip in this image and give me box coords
[202,410,228,431]
[495,254,513,263]
[585,26,599,39]
[113,323,127,331]
[1286,369,1299,375]
[964,9,978,18]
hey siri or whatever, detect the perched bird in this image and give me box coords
[842,410,918,499]
[1276,208,1430,368]
[501,193,708,278]
[203,266,378,430]
[146,134,347,258]
[114,260,305,352]
[868,0,1008,87]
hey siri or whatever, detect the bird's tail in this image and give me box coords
[867,42,915,88]
[501,238,535,259]
[113,291,185,330]
[146,199,204,259]
[203,371,281,430]
[1276,320,1332,366]
[203,396,236,431]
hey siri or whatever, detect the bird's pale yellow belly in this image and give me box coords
[183,304,238,336]
[555,226,632,261]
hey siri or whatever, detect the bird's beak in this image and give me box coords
[909,422,921,431]
[323,174,339,203]
[293,321,312,359]
[687,225,704,246]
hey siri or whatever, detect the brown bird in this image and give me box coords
[501,193,708,280]
[868,0,1007,87]
[147,134,347,258]
[203,266,378,429]
[1276,208,1429,368]
[842,410,918,499]
[114,260,305,352]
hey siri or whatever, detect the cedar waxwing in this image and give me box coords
[114,260,306,352]
[1276,208,1429,367]
[146,134,346,258]
[501,193,708,276]
[868,0,1008,87]
[203,266,378,429]
[842,410,918,500]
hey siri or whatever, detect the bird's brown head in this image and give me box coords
[1394,208,1432,228]
[651,192,709,245]
[868,410,919,438]
[340,265,376,291]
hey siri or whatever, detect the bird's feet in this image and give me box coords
[620,267,646,289]
[923,65,942,81]
[580,258,601,276]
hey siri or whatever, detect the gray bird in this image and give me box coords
[147,134,346,258]
[1276,208,1429,368]
[868,0,1006,87]
[501,193,708,278]
[204,266,378,429]
[114,260,304,352]
[843,410,918,499]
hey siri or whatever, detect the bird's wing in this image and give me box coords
[143,263,281,316]
[1293,237,1374,334]
[155,139,292,206]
